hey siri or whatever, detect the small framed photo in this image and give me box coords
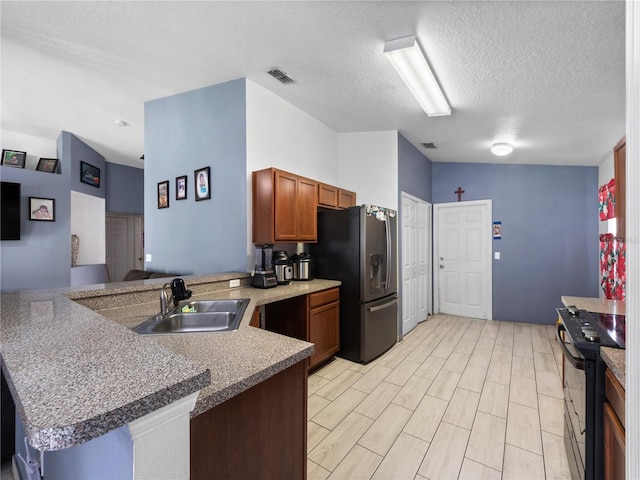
[157,180,169,209]
[36,158,59,173]
[80,161,101,188]
[194,166,211,201]
[176,175,187,200]
[29,197,55,221]
[2,149,27,168]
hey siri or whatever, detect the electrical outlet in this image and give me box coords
[229,279,240,288]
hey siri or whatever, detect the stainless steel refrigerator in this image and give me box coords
[311,205,398,363]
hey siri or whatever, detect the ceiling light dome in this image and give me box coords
[491,142,513,156]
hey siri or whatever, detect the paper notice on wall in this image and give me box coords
[493,221,502,240]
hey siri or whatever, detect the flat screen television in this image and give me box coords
[1,181,21,240]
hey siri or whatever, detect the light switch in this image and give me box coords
[146,254,152,262]
[494,252,500,260]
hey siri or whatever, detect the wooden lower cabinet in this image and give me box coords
[190,360,308,480]
[264,288,340,371]
[308,288,340,370]
[603,368,625,480]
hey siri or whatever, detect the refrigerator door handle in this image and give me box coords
[384,217,391,289]
[368,298,397,313]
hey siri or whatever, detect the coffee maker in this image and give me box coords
[252,244,278,288]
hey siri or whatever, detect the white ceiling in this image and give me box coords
[1,1,625,169]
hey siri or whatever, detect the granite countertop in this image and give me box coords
[99,278,340,417]
[561,295,626,387]
[0,274,339,451]
[0,290,210,451]
[561,295,625,316]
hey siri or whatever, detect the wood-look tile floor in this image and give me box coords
[307,314,572,480]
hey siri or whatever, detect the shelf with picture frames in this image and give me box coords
[1,148,60,173]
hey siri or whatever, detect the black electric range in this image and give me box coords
[556,308,625,480]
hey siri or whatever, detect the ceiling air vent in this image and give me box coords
[421,142,437,149]
[267,68,295,84]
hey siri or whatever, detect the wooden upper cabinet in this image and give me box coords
[273,170,299,242]
[614,137,626,239]
[253,168,318,243]
[318,183,339,208]
[297,177,318,241]
[338,189,356,209]
[318,183,357,210]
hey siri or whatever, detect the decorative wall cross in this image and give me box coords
[455,186,465,202]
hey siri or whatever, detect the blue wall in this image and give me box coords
[144,79,247,275]
[106,163,144,213]
[398,133,432,202]
[0,131,128,292]
[64,132,106,199]
[432,162,599,324]
[0,161,71,291]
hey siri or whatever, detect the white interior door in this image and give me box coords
[401,192,432,336]
[434,200,492,319]
[416,201,430,322]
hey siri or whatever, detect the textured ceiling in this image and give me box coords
[0,1,626,169]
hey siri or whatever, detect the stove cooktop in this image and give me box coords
[589,312,626,349]
[557,308,622,352]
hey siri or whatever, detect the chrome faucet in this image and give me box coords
[159,283,173,316]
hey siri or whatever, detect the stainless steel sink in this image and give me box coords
[177,299,248,314]
[133,298,249,335]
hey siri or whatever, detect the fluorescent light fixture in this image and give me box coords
[384,36,451,117]
[491,142,514,156]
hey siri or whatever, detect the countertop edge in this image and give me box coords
[601,346,625,388]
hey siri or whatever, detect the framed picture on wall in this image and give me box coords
[176,175,187,200]
[2,149,27,168]
[80,161,100,187]
[194,167,211,201]
[29,197,55,221]
[157,180,169,209]
[36,158,59,173]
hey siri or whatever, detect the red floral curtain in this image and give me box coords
[598,179,616,220]
[600,233,626,300]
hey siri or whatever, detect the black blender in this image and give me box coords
[252,244,278,288]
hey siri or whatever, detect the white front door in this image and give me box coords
[434,200,492,319]
[401,192,431,336]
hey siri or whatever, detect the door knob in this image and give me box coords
[440,264,445,269]
[440,257,444,261]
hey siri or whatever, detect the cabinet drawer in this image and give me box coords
[309,288,340,309]
[605,368,625,429]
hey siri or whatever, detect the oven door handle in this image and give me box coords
[556,323,585,370]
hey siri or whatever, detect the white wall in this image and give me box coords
[71,191,105,265]
[338,131,399,210]
[246,80,339,182]
[598,152,616,236]
[1,130,57,170]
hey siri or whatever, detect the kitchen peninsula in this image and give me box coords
[1,273,340,479]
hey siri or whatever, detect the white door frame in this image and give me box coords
[433,199,492,319]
